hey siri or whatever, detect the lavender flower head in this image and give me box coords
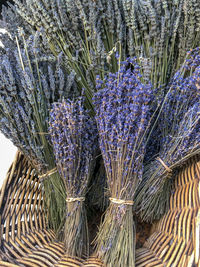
[49,98,97,197]
[94,58,153,200]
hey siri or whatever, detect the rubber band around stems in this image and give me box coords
[109,197,134,206]
[38,167,58,180]
[66,197,85,202]
[156,157,172,177]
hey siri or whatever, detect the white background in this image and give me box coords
[0,133,17,188]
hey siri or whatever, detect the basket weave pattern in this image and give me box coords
[0,152,83,266]
[0,152,199,266]
[136,156,200,267]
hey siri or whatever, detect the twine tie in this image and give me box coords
[109,197,134,206]
[157,157,172,177]
[38,167,58,180]
[66,197,85,203]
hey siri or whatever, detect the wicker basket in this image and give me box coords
[0,151,199,266]
[135,156,200,267]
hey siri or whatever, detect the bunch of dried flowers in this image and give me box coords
[49,98,97,256]
[0,37,76,231]
[93,58,153,266]
[135,47,200,221]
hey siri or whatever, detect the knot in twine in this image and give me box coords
[109,197,134,206]
[38,167,58,181]
[66,197,85,203]
[156,157,172,178]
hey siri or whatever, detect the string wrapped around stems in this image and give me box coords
[49,98,97,257]
[93,58,154,266]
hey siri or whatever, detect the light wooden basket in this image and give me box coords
[135,156,200,267]
[0,152,84,267]
[0,151,199,266]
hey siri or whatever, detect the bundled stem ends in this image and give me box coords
[95,203,135,266]
[64,199,88,256]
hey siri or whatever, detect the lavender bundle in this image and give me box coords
[135,47,200,222]
[94,58,153,266]
[49,99,97,257]
[2,0,198,118]
[122,0,200,89]
[11,0,126,112]
[0,38,76,231]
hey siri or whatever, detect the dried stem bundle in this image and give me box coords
[94,58,153,266]
[49,99,97,257]
[135,48,200,221]
[0,37,76,231]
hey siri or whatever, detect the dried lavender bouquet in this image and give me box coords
[0,37,76,231]
[93,58,153,266]
[135,47,200,222]
[49,98,97,257]
[12,0,127,112]
[7,0,200,115]
[122,0,200,90]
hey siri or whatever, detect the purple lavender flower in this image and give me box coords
[94,58,153,200]
[49,98,97,197]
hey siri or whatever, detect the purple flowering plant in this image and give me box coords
[135,47,200,222]
[49,98,97,257]
[93,58,153,266]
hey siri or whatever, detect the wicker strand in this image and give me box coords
[109,197,134,205]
